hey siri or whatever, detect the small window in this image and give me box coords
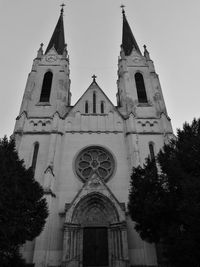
[32,142,39,174]
[93,92,96,113]
[100,101,104,114]
[149,142,155,161]
[135,72,148,103]
[40,71,53,102]
[85,101,89,113]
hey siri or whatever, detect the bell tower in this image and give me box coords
[14,8,71,265]
[117,7,173,169]
[117,7,169,117]
[15,6,71,140]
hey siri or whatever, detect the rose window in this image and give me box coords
[75,146,115,182]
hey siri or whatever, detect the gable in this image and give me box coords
[126,50,147,66]
[70,81,117,115]
[64,173,126,224]
[64,81,124,133]
[40,47,61,65]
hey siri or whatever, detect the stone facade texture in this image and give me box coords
[14,8,174,267]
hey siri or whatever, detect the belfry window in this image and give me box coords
[40,71,53,102]
[135,72,148,103]
[93,92,96,113]
[32,142,39,174]
[149,142,155,161]
[85,101,89,113]
[100,101,104,114]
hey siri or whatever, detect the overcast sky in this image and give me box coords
[0,0,200,138]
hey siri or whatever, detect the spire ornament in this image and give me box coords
[37,43,44,58]
[45,5,66,55]
[120,4,125,15]
[143,45,150,60]
[62,43,68,58]
[60,3,65,15]
[121,5,142,56]
[92,74,97,82]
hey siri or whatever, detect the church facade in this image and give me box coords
[14,6,173,267]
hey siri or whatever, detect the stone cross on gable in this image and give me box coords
[92,74,97,82]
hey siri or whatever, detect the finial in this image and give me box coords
[63,43,68,57]
[120,4,125,15]
[143,44,150,60]
[92,74,97,82]
[120,44,125,59]
[37,42,44,58]
[60,3,65,15]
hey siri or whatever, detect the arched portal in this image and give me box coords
[62,193,129,267]
[72,193,119,225]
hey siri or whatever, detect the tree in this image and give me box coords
[0,136,48,266]
[128,118,200,267]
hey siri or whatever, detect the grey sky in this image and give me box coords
[0,0,200,138]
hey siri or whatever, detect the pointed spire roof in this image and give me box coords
[121,6,141,56]
[45,7,65,55]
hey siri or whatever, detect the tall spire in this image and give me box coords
[45,5,65,55]
[121,6,141,56]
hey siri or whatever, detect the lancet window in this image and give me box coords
[135,72,148,103]
[93,92,96,113]
[100,101,104,114]
[40,71,53,102]
[32,142,39,174]
[149,142,155,161]
[85,101,89,113]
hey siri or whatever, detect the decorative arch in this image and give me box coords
[40,71,53,102]
[62,191,129,267]
[135,72,148,103]
[72,192,119,226]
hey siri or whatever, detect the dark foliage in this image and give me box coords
[0,136,48,266]
[128,118,200,267]
[1,248,28,267]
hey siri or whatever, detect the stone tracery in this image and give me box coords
[75,146,115,182]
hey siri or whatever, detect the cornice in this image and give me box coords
[14,130,63,136]
[65,130,123,134]
[126,131,173,136]
[16,112,66,121]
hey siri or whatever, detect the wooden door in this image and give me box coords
[83,227,109,267]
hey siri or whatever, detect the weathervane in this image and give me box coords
[60,3,66,14]
[120,4,125,14]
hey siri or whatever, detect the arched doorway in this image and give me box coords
[62,193,128,267]
[72,193,118,267]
